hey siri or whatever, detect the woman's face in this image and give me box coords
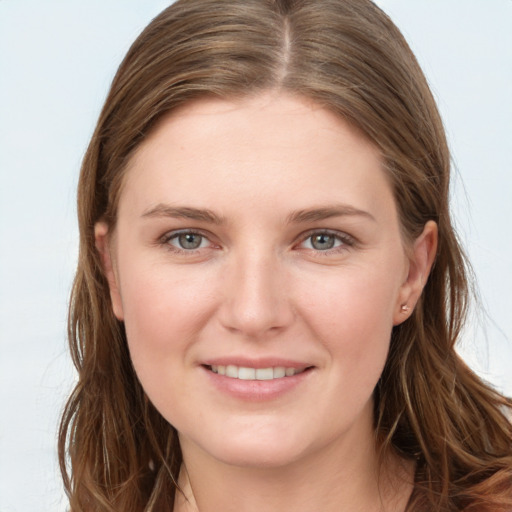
[97,93,433,469]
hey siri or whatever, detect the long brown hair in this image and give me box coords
[59,1,512,510]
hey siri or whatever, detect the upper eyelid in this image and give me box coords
[295,228,356,244]
[160,228,212,242]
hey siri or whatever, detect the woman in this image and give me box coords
[59,0,512,510]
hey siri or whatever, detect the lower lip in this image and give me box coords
[201,366,313,401]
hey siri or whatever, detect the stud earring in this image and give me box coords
[400,304,410,313]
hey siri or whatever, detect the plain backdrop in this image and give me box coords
[0,1,511,511]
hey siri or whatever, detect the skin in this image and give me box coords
[96,92,437,512]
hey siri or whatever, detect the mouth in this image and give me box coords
[205,364,312,381]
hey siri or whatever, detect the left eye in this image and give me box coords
[168,232,209,250]
[301,233,344,251]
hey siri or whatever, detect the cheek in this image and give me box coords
[118,262,218,371]
[117,264,221,425]
[296,266,398,378]
[298,262,399,331]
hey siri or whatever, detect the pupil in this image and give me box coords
[179,233,202,249]
[312,234,334,250]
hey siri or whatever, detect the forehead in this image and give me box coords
[119,93,396,224]
[136,93,377,161]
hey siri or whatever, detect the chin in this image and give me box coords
[181,424,314,470]
[212,443,307,470]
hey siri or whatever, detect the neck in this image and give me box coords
[173,422,414,512]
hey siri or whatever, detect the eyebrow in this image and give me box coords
[286,205,376,224]
[141,204,225,224]
[141,203,375,225]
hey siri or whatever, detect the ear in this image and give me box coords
[95,222,124,321]
[393,220,438,325]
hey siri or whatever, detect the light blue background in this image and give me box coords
[1,1,511,510]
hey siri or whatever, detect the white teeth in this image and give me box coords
[238,367,256,380]
[209,364,304,380]
[226,365,238,378]
[273,366,286,378]
[255,368,273,380]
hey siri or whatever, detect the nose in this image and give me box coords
[218,252,295,339]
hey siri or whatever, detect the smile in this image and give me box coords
[208,365,307,380]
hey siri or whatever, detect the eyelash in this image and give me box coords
[159,230,213,255]
[158,229,356,255]
[296,229,356,254]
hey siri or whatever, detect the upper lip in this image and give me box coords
[201,357,313,369]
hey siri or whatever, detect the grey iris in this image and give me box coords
[311,234,335,250]
[178,233,202,249]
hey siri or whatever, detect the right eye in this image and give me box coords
[161,231,212,252]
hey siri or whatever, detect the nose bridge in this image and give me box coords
[220,246,293,337]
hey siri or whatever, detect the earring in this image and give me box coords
[400,304,410,313]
